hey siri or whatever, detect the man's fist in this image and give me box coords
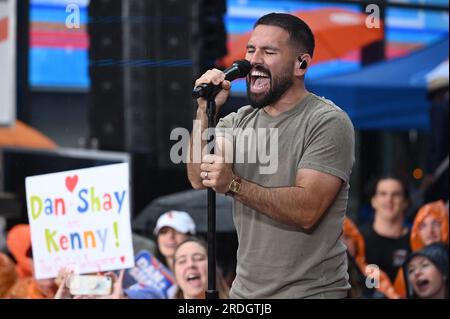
[200,154,234,193]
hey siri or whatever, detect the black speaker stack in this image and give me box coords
[88,0,226,162]
[88,0,227,213]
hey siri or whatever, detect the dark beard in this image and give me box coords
[246,70,294,109]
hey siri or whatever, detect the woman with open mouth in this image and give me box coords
[172,237,229,299]
[405,242,448,299]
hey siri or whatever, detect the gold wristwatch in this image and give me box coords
[226,176,242,196]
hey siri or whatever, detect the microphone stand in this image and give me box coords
[191,61,249,299]
[205,90,219,300]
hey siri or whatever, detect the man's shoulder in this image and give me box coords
[218,105,256,129]
[305,93,353,125]
[218,105,258,128]
[308,93,343,111]
[222,105,255,121]
[234,105,256,118]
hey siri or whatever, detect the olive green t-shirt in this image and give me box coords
[216,92,355,298]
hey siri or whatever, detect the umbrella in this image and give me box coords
[132,189,235,235]
[426,59,449,93]
[307,38,449,130]
[221,8,383,67]
[0,121,57,149]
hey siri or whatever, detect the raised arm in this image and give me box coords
[187,69,231,189]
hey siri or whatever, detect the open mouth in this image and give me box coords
[185,273,202,287]
[249,70,270,94]
[416,278,430,291]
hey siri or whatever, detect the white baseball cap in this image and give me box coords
[153,210,196,236]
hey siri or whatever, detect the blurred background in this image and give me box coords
[0,0,448,266]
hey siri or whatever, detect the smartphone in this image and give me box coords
[69,275,112,296]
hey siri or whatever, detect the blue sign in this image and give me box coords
[123,250,177,299]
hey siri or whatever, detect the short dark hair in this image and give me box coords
[367,175,410,200]
[254,12,315,57]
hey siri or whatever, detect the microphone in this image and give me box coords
[192,60,252,99]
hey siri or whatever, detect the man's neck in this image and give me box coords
[373,215,406,238]
[264,83,308,116]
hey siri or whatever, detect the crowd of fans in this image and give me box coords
[0,175,448,299]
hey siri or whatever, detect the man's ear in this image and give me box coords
[297,57,307,69]
[295,54,311,76]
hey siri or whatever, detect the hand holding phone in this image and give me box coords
[69,275,112,296]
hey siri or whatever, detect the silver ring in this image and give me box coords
[204,172,208,179]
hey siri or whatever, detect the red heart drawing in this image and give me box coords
[0,18,8,42]
[120,256,126,263]
[65,175,79,193]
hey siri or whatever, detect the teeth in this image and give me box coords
[251,71,268,77]
[187,274,200,280]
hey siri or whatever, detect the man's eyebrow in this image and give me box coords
[262,46,280,51]
[246,44,280,51]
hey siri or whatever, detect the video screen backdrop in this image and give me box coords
[29,0,89,90]
[225,0,449,93]
[28,0,448,92]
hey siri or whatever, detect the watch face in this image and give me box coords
[227,177,242,196]
[230,180,241,193]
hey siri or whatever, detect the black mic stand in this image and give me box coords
[205,89,220,300]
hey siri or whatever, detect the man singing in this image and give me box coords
[187,13,355,298]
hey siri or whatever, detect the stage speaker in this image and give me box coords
[88,0,226,168]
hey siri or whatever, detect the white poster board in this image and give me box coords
[25,163,134,279]
[0,0,16,126]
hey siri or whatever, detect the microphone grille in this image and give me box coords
[233,60,252,77]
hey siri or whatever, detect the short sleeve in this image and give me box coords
[297,111,355,184]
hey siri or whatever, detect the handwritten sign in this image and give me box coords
[25,163,134,279]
